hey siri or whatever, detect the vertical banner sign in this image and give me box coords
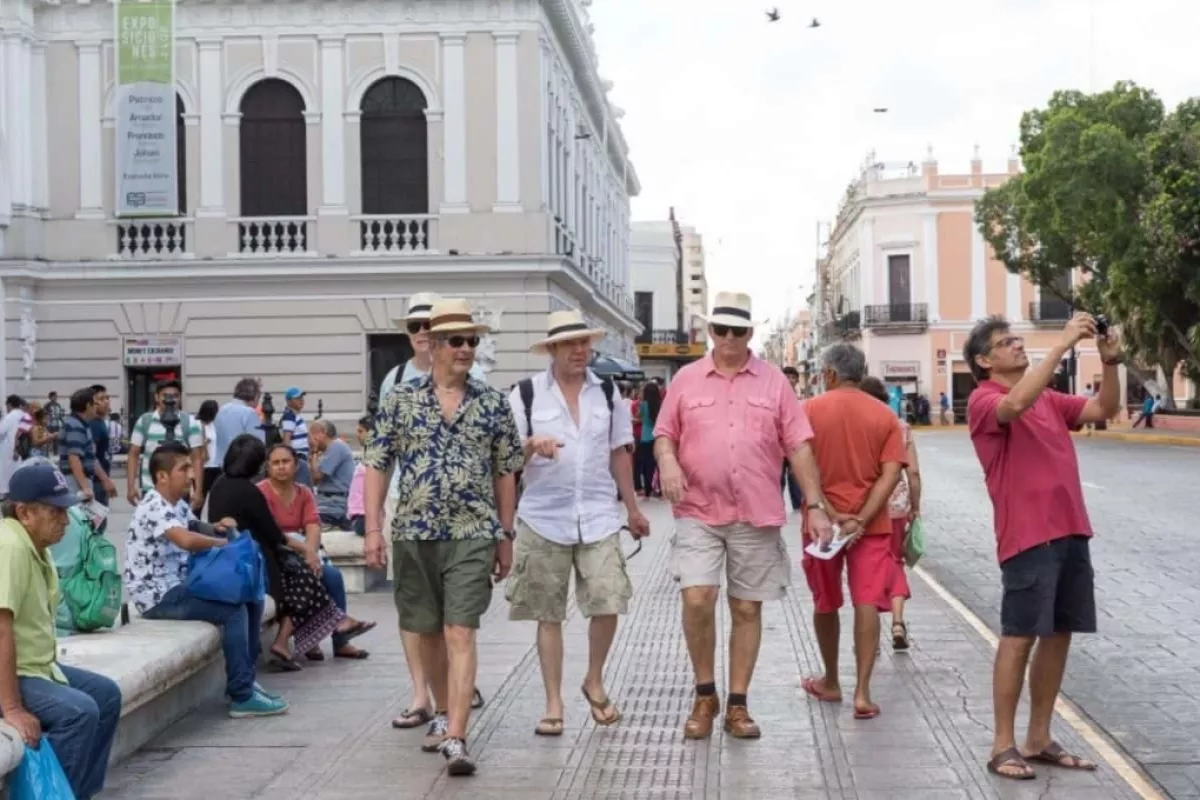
[115,0,177,216]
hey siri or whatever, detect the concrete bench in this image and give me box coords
[0,721,21,799]
[323,529,384,594]
[0,598,276,796]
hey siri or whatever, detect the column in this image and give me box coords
[439,34,468,213]
[76,42,104,217]
[1006,271,1023,320]
[493,32,520,212]
[318,37,346,210]
[970,229,986,319]
[5,35,28,207]
[538,40,551,210]
[0,277,6,401]
[858,218,874,309]
[30,43,48,208]
[922,212,940,321]
[197,40,225,215]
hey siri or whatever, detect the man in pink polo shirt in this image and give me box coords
[654,291,834,741]
[965,312,1122,781]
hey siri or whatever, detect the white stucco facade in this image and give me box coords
[0,0,641,427]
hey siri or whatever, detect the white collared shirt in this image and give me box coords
[508,369,635,546]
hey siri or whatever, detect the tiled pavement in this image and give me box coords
[101,500,1144,799]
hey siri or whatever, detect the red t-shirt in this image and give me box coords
[630,398,642,441]
[803,388,908,537]
[256,480,320,533]
[967,380,1092,564]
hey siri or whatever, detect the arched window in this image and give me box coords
[238,79,308,253]
[116,94,188,257]
[360,77,428,214]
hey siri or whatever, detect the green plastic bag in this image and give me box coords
[904,517,925,567]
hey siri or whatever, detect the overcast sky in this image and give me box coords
[590,0,1197,334]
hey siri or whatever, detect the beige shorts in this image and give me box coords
[670,518,791,602]
[505,522,633,622]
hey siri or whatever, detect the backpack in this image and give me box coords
[135,409,193,445]
[54,508,122,632]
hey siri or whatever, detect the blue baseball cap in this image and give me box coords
[9,463,78,508]
[284,387,305,401]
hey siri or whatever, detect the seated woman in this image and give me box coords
[126,442,288,718]
[208,434,362,671]
[257,442,374,660]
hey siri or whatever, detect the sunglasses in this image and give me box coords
[711,324,749,339]
[444,335,480,349]
[406,320,431,335]
[620,526,644,560]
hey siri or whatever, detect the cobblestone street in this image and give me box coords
[99,497,1144,799]
[917,431,1200,799]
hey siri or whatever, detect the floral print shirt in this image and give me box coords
[124,490,194,613]
[364,375,524,542]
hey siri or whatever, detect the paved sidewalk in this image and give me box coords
[101,502,1143,799]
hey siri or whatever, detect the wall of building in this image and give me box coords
[631,221,677,331]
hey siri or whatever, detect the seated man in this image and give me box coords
[308,420,355,529]
[0,462,122,799]
[125,441,289,718]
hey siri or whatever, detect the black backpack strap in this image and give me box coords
[518,378,535,437]
[600,378,615,437]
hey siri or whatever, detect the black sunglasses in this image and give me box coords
[711,324,749,339]
[406,320,431,335]
[445,335,480,349]
[620,526,643,560]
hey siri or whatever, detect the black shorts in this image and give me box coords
[1000,535,1097,638]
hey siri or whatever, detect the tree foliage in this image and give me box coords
[975,81,1200,395]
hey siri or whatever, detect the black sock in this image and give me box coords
[727,693,747,708]
[695,682,717,697]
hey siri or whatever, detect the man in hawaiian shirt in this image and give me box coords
[363,298,523,777]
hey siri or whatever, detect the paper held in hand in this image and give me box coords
[804,524,851,561]
[83,500,109,529]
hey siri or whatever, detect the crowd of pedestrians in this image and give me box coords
[0,288,1124,795]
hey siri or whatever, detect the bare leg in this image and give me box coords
[582,615,619,721]
[271,617,295,656]
[443,625,478,740]
[401,628,431,711]
[681,587,719,684]
[536,621,565,723]
[421,632,450,712]
[992,635,1035,776]
[727,598,762,695]
[891,594,907,624]
[1024,633,1071,752]
[809,611,841,697]
[852,604,881,713]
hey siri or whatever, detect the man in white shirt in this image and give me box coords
[0,395,29,497]
[505,310,650,737]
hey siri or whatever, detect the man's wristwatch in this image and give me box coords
[501,528,516,541]
[1102,354,1125,366]
[805,500,827,513]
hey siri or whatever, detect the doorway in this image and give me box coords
[125,366,180,429]
[951,372,975,424]
[366,334,414,408]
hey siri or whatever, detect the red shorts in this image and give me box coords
[802,533,894,613]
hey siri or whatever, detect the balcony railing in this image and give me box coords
[863,302,928,327]
[355,214,436,254]
[1029,298,1073,324]
[114,218,191,259]
[636,329,690,345]
[235,216,314,256]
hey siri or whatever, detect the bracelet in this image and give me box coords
[1102,355,1125,366]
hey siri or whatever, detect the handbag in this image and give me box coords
[904,517,926,567]
[186,532,267,606]
[11,739,76,800]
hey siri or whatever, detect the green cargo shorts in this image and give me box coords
[392,538,497,633]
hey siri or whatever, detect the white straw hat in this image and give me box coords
[702,291,766,328]
[427,298,491,334]
[531,310,607,353]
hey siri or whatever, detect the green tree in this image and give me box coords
[975,81,1200,403]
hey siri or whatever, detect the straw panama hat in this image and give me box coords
[702,291,766,328]
[394,292,440,324]
[531,309,607,353]
[427,298,491,335]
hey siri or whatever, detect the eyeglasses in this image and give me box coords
[406,320,431,335]
[445,335,480,349]
[989,335,1024,352]
[711,324,749,339]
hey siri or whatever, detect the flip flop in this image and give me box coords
[987,746,1036,780]
[304,648,325,662]
[334,647,370,660]
[471,688,485,710]
[853,703,881,720]
[1025,742,1097,771]
[391,707,433,729]
[268,650,302,672]
[581,686,621,726]
[337,620,377,642]
[534,718,564,737]
[801,676,843,703]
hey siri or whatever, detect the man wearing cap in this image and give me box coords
[0,463,122,799]
[127,379,205,508]
[505,310,651,737]
[375,292,488,731]
[280,388,312,486]
[363,298,523,776]
[654,291,834,740]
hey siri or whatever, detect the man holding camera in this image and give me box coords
[964,311,1121,781]
[127,380,205,510]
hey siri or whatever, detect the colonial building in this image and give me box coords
[630,213,706,382]
[0,0,640,426]
[814,147,1191,421]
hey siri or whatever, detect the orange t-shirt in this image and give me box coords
[803,387,908,536]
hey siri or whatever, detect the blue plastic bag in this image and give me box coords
[186,533,267,606]
[11,738,76,800]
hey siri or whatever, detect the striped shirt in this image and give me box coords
[131,411,205,491]
[280,409,309,455]
[57,415,96,479]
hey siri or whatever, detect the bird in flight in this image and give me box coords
[809,17,821,28]
[873,107,889,113]
[766,8,780,22]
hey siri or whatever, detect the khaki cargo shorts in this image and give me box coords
[392,538,496,633]
[505,522,633,622]
[670,518,791,602]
